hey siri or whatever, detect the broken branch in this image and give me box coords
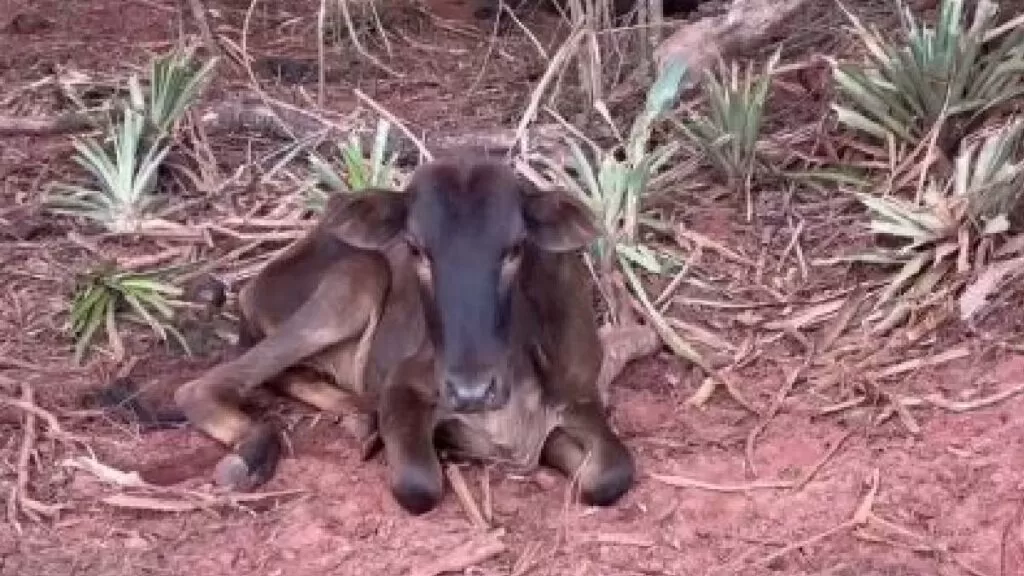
[407,532,506,576]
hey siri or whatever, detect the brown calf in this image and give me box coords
[174,157,635,514]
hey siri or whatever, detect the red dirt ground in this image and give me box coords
[2,1,1024,575]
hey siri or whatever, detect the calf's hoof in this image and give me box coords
[213,423,282,491]
[390,463,443,515]
[580,446,636,507]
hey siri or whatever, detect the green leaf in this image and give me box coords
[833,105,894,140]
[646,58,689,118]
[123,292,168,340]
[617,243,664,275]
[876,250,932,306]
[116,276,184,296]
[74,293,110,364]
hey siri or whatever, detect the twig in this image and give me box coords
[652,430,852,494]
[102,490,304,513]
[406,531,506,576]
[649,474,794,493]
[654,243,703,309]
[466,4,502,98]
[792,430,854,491]
[776,217,806,275]
[867,346,971,380]
[6,484,19,534]
[61,455,305,513]
[353,89,432,161]
[754,468,880,567]
[393,28,469,55]
[512,27,591,156]
[10,384,65,525]
[579,532,656,548]
[0,356,84,374]
[503,3,547,59]
[854,509,996,576]
[130,0,178,13]
[923,381,1024,412]
[481,465,493,525]
[317,0,327,106]
[817,396,866,415]
[338,0,402,78]
[0,394,80,444]
[509,541,544,576]
[13,384,39,522]
[240,0,296,139]
[445,464,489,530]
[237,0,359,145]
[117,247,189,270]
[207,224,304,243]
[0,113,97,136]
[744,354,812,478]
[892,393,922,436]
[875,381,1024,426]
[619,262,758,415]
[185,0,223,58]
[676,226,756,267]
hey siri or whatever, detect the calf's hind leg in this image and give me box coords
[174,269,384,490]
[270,366,378,445]
[540,402,635,506]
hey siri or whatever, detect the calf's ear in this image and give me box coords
[325,189,409,250]
[520,181,600,252]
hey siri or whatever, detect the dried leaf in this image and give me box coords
[687,376,717,408]
[816,288,866,353]
[959,255,1024,321]
[765,298,846,331]
[103,494,207,513]
[868,346,971,378]
[667,318,736,352]
[61,456,150,488]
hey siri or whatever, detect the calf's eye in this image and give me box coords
[406,237,426,259]
[503,243,523,264]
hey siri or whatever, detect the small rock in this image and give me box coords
[5,13,53,34]
[533,469,561,491]
[124,534,150,550]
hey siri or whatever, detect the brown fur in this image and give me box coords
[174,158,635,514]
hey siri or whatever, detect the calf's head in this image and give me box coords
[330,159,598,412]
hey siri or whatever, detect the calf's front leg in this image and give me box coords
[174,273,383,490]
[541,400,635,506]
[377,358,444,515]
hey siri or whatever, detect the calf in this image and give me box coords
[174,158,635,514]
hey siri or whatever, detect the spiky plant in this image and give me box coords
[129,45,218,139]
[859,120,1024,255]
[46,46,217,231]
[536,58,710,366]
[305,118,403,212]
[851,118,1024,331]
[831,0,1024,149]
[674,49,779,218]
[551,58,687,276]
[69,265,188,365]
[46,108,169,233]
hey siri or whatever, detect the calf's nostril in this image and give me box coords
[443,370,505,409]
[485,376,498,402]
